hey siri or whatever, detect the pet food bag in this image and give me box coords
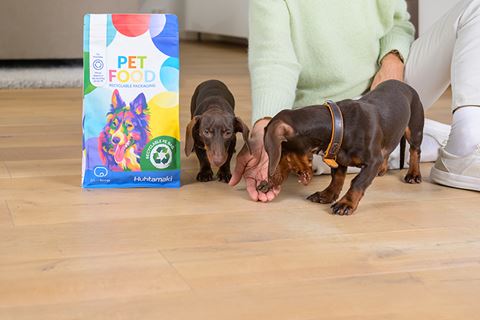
[82,14,180,188]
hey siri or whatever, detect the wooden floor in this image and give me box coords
[0,41,479,319]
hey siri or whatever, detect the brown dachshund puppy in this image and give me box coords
[185,80,250,183]
[262,80,424,215]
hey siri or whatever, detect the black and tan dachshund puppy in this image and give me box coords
[262,80,425,215]
[185,80,250,183]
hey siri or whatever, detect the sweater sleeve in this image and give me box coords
[248,0,301,123]
[378,0,415,64]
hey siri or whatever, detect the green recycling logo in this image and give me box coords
[150,144,173,169]
[141,136,180,171]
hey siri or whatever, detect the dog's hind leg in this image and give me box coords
[404,96,425,184]
[404,128,423,183]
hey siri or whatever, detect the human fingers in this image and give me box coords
[229,152,247,187]
[245,177,259,201]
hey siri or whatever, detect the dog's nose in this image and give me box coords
[112,137,120,144]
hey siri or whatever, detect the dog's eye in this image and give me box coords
[223,130,232,137]
[203,129,211,136]
[126,123,134,131]
[112,119,119,127]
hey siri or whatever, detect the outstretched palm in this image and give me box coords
[229,119,280,202]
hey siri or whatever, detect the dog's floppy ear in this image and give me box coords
[111,89,126,110]
[234,117,251,154]
[131,93,147,115]
[185,116,201,156]
[263,120,295,178]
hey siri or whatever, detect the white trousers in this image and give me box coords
[405,0,480,111]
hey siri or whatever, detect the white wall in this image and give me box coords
[140,0,185,30]
[184,0,248,38]
[419,0,462,34]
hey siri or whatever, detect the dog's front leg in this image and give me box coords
[331,158,383,216]
[217,137,236,183]
[195,145,214,182]
[307,165,347,204]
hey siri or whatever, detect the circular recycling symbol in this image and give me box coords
[150,143,173,169]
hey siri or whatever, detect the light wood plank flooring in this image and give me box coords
[0,41,479,319]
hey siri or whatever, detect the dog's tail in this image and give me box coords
[399,136,406,170]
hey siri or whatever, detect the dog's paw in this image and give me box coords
[307,191,338,204]
[217,170,232,183]
[331,201,356,216]
[404,173,422,184]
[197,170,214,182]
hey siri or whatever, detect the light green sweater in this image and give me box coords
[249,0,415,122]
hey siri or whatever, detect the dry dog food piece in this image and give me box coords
[82,14,180,188]
[257,180,272,193]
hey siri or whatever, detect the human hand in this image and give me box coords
[229,118,281,202]
[371,52,405,90]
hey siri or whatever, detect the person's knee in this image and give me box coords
[463,0,480,17]
[456,0,480,30]
[463,0,480,7]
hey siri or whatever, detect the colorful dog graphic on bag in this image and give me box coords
[99,90,151,171]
